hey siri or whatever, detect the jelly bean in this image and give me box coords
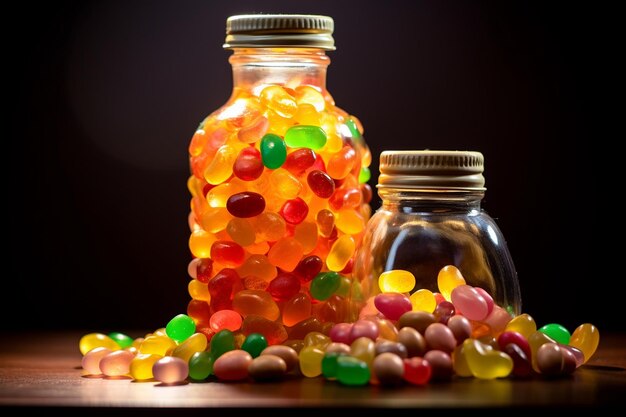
[166,314,196,343]
[130,353,162,380]
[232,290,280,321]
[397,327,427,358]
[293,222,318,253]
[252,212,286,242]
[107,332,133,349]
[569,323,599,363]
[299,346,325,377]
[227,192,266,218]
[187,299,211,324]
[241,315,288,345]
[304,332,331,350]
[345,117,362,138]
[528,330,557,372]
[505,313,536,338]
[203,145,237,185]
[310,271,342,301]
[334,209,364,234]
[294,103,321,125]
[336,356,370,386]
[189,230,216,258]
[424,350,453,380]
[307,170,335,198]
[471,321,492,339]
[280,197,309,224]
[536,343,570,376]
[408,289,436,314]
[260,85,297,118]
[349,319,380,343]
[378,270,416,294]
[284,125,327,150]
[267,237,304,271]
[188,351,214,380]
[82,347,112,375]
[283,148,317,175]
[207,182,245,208]
[248,355,287,380]
[172,333,208,362]
[226,218,256,246]
[502,343,533,377]
[79,333,120,355]
[374,293,412,321]
[293,255,323,284]
[266,272,300,302]
[211,241,245,267]
[451,285,489,321]
[462,338,513,379]
[208,268,243,311]
[425,323,457,353]
[497,331,531,359]
[189,129,207,157]
[210,329,236,359]
[474,287,494,316]
[434,301,456,324]
[444,316,472,347]
[188,279,211,302]
[233,146,263,181]
[482,305,512,335]
[373,352,404,385]
[294,85,325,112]
[398,311,437,334]
[437,265,466,301]
[326,235,355,272]
[282,293,312,327]
[270,168,302,200]
[238,115,269,143]
[99,350,134,377]
[212,350,253,381]
[221,97,262,129]
[241,333,268,358]
[237,256,277,284]
[560,344,585,368]
[261,345,299,371]
[375,340,408,358]
[260,133,287,169]
[139,335,176,356]
[539,323,571,345]
[321,351,343,379]
[315,209,335,238]
[358,167,371,184]
[200,207,231,233]
[452,344,473,377]
[403,357,432,385]
[327,146,356,180]
[209,310,243,332]
[329,322,352,344]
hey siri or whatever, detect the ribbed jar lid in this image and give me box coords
[223,14,335,50]
[378,150,486,191]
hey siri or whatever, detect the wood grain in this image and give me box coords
[1,332,624,409]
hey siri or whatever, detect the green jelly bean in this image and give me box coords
[336,356,370,386]
[539,323,571,344]
[189,351,214,380]
[108,332,133,349]
[321,352,342,379]
[310,272,342,301]
[241,333,268,358]
[210,329,236,359]
[260,134,287,169]
[165,314,196,343]
[345,119,361,139]
[284,125,327,150]
[358,167,371,183]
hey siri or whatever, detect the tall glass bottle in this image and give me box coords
[186,15,371,343]
[353,150,521,320]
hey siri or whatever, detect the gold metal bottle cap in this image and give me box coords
[378,150,486,191]
[223,14,335,50]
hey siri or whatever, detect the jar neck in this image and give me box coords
[378,188,484,214]
[229,48,330,96]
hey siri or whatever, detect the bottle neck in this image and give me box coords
[229,48,329,96]
[378,188,484,214]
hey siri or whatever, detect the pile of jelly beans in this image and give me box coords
[186,83,372,339]
[80,265,599,385]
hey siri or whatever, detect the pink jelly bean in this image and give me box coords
[483,305,512,334]
[374,293,412,321]
[349,319,379,342]
[329,322,353,344]
[152,357,189,384]
[82,347,112,375]
[473,287,494,315]
[450,285,488,321]
[99,350,134,377]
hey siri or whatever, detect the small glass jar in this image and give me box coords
[353,150,521,319]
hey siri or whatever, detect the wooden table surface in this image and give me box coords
[1,332,624,411]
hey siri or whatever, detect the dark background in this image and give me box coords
[7,1,607,332]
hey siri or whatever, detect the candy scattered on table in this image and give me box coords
[80,265,599,386]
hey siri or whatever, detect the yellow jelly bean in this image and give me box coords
[437,265,466,301]
[379,270,416,294]
[188,230,216,258]
[270,168,302,200]
[569,323,600,363]
[188,280,211,302]
[335,209,364,234]
[294,85,325,112]
[79,333,120,355]
[350,337,376,365]
[505,313,536,338]
[130,353,162,381]
[207,182,245,208]
[238,116,269,144]
[138,335,177,356]
[294,103,321,126]
[304,332,331,349]
[172,333,208,362]
[463,338,513,379]
[326,235,355,272]
[260,85,298,118]
[226,217,256,246]
[410,289,436,313]
[204,145,238,185]
[253,212,287,242]
[200,207,232,233]
[299,346,325,377]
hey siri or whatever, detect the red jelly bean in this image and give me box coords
[283,148,316,175]
[196,258,213,283]
[307,170,335,198]
[497,331,531,359]
[434,301,455,324]
[293,255,323,283]
[233,147,263,181]
[187,299,211,324]
[208,268,242,312]
[211,241,245,267]
[403,357,432,385]
[268,272,301,302]
[227,192,266,218]
[374,293,412,321]
[279,197,309,225]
